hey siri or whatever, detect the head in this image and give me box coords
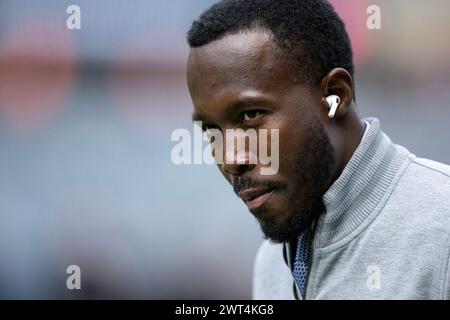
[186,0,359,243]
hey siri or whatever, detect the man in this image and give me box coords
[185,0,450,299]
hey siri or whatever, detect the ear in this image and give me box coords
[319,68,354,119]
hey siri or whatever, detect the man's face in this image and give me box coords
[187,30,335,243]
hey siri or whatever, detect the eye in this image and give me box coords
[242,110,264,122]
[203,125,219,132]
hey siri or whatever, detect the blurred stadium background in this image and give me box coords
[0,0,449,299]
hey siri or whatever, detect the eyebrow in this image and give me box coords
[191,95,272,123]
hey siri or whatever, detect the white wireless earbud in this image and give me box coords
[326,95,341,118]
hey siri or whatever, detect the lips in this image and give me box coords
[238,187,276,210]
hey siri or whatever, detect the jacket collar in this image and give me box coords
[284,117,411,262]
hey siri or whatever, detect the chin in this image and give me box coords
[256,209,298,243]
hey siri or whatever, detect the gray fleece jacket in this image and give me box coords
[253,117,450,300]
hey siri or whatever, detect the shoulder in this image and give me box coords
[410,156,450,178]
[395,154,450,209]
[385,153,450,252]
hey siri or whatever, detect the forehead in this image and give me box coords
[187,30,298,111]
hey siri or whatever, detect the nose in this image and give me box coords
[221,134,257,176]
[221,160,255,176]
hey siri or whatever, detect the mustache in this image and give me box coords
[232,176,284,195]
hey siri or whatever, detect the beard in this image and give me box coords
[259,116,335,244]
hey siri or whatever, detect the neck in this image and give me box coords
[329,106,366,188]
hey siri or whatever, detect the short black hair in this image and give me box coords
[187,0,354,86]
